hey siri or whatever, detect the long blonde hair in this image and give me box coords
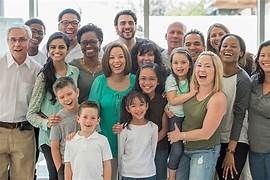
[191,51,223,93]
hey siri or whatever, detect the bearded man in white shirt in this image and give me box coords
[0,25,41,180]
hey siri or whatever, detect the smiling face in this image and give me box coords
[184,34,205,62]
[28,23,45,48]
[109,47,126,75]
[115,14,136,40]
[195,55,215,87]
[210,27,226,52]
[80,31,100,58]
[137,50,155,67]
[7,28,30,63]
[171,53,190,80]
[56,85,79,112]
[58,13,80,43]
[166,23,185,50]
[48,38,68,62]
[126,97,148,122]
[258,45,270,73]
[138,67,158,98]
[77,107,99,133]
[220,36,242,64]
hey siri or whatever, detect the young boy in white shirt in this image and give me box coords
[64,101,112,180]
[50,77,80,180]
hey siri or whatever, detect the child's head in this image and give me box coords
[53,77,79,111]
[77,101,100,131]
[170,47,193,83]
[120,90,150,127]
[135,62,165,97]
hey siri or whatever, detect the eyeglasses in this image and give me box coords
[31,28,44,36]
[80,39,99,46]
[59,20,79,27]
[8,37,28,44]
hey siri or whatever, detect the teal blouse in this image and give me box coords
[89,74,135,157]
[26,65,79,148]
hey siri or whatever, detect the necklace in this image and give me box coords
[81,59,101,77]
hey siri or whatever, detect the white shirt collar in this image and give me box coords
[75,131,99,140]
[7,51,31,69]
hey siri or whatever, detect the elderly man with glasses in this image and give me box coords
[0,25,41,180]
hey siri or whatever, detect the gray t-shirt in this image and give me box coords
[248,74,270,153]
[50,109,80,163]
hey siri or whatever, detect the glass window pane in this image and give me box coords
[38,0,143,46]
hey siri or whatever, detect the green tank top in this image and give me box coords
[183,93,220,151]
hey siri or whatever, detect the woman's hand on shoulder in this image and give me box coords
[47,115,61,128]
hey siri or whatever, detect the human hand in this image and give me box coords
[112,123,123,134]
[167,123,181,144]
[47,115,61,128]
[66,132,76,141]
[164,105,174,118]
[222,151,238,180]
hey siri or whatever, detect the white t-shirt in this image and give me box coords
[118,121,158,178]
[29,50,47,66]
[64,131,112,180]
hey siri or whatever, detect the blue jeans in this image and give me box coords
[168,116,184,170]
[249,151,270,180]
[122,175,156,180]
[176,145,220,180]
[155,149,168,180]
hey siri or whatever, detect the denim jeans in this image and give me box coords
[176,145,220,180]
[168,116,184,170]
[249,151,270,180]
[155,149,169,180]
[122,175,156,180]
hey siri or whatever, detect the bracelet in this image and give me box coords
[226,148,235,154]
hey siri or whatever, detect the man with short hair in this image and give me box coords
[58,8,83,62]
[106,10,143,51]
[183,29,205,62]
[25,18,47,65]
[162,21,187,68]
[0,25,41,180]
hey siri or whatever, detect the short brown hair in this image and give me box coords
[102,42,132,77]
[53,76,77,95]
[78,100,100,116]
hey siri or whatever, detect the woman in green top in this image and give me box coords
[168,51,227,180]
[89,42,135,180]
[27,32,79,180]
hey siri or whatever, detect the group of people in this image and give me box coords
[0,7,269,180]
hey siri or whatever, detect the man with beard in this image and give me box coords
[105,10,143,51]
[162,21,186,68]
[25,18,47,66]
